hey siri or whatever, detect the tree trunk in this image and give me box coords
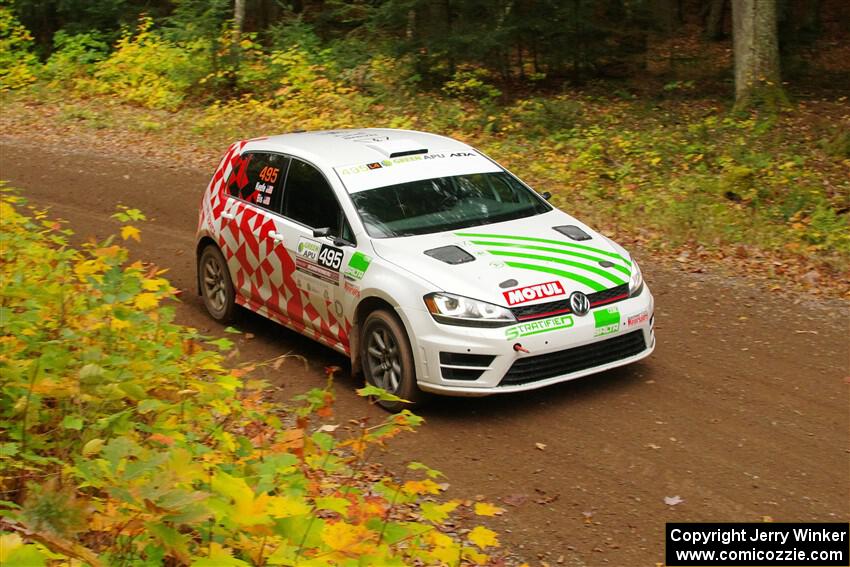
[705,0,726,40]
[228,0,246,89]
[445,0,455,75]
[732,0,788,110]
[406,9,416,40]
[233,0,246,45]
[650,0,678,36]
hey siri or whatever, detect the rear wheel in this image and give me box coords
[199,245,236,323]
[360,309,422,412]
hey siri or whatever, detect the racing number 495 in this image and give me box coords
[318,246,343,270]
[259,166,279,183]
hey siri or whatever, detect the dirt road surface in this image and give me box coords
[2,140,847,566]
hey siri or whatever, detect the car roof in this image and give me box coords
[242,128,476,170]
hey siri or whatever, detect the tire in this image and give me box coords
[360,309,423,412]
[198,245,236,323]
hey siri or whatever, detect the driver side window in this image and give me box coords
[283,159,344,236]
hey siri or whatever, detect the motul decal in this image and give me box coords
[503,281,566,306]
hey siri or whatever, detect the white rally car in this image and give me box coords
[196,129,655,410]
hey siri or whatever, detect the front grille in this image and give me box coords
[500,330,646,386]
[439,352,495,381]
[589,283,630,306]
[510,283,629,321]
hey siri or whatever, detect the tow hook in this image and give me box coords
[513,343,530,353]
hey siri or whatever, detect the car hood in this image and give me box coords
[369,209,634,308]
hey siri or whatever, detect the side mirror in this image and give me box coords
[541,191,552,201]
[314,227,353,247]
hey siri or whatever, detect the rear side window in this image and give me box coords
[282,159,343,234]
[226,152,288,213]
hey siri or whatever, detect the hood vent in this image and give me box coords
[424,245,475,265]
[554,225,592,241]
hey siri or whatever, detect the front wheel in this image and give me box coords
[360,309,423,412]
[199,245,236,323]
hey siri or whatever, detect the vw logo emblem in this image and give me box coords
[570,291,590,316]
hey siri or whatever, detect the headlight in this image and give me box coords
[629,260,644,297]
[424,292,516,327]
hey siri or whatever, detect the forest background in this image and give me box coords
[2,0,849,295]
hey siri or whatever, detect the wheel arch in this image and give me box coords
[195,236,219,295]
[349,294,409,379]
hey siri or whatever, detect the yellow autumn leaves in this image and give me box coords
[120,224,141,242]
[1,191,512,566]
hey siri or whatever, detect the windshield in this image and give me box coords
[349,172,551,238]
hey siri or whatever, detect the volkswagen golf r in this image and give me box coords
[196,129,655,410]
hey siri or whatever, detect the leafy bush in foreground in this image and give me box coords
[0,189,504,565]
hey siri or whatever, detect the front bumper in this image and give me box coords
[406,286,655,396]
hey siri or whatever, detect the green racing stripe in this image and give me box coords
[456,231,632,266]
[502,261,607,292]
[469,240,631,277]
[489,250,626,286]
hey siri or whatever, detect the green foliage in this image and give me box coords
[0,189,506,564]
[822,126,850,159]
[42,31,109,83]
[442,66,502,102]
[11,0,150,55]
[0,6,38,91]
[80,17,207,110]
[502,97,583,138]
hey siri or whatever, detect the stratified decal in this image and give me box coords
[505,315,575,340]
[593,307,621,337]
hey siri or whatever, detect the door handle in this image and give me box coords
[268,230,285,243]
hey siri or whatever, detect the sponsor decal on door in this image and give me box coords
[344,252,372,281]
[295,257,339,286]
[297,237,321,261]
